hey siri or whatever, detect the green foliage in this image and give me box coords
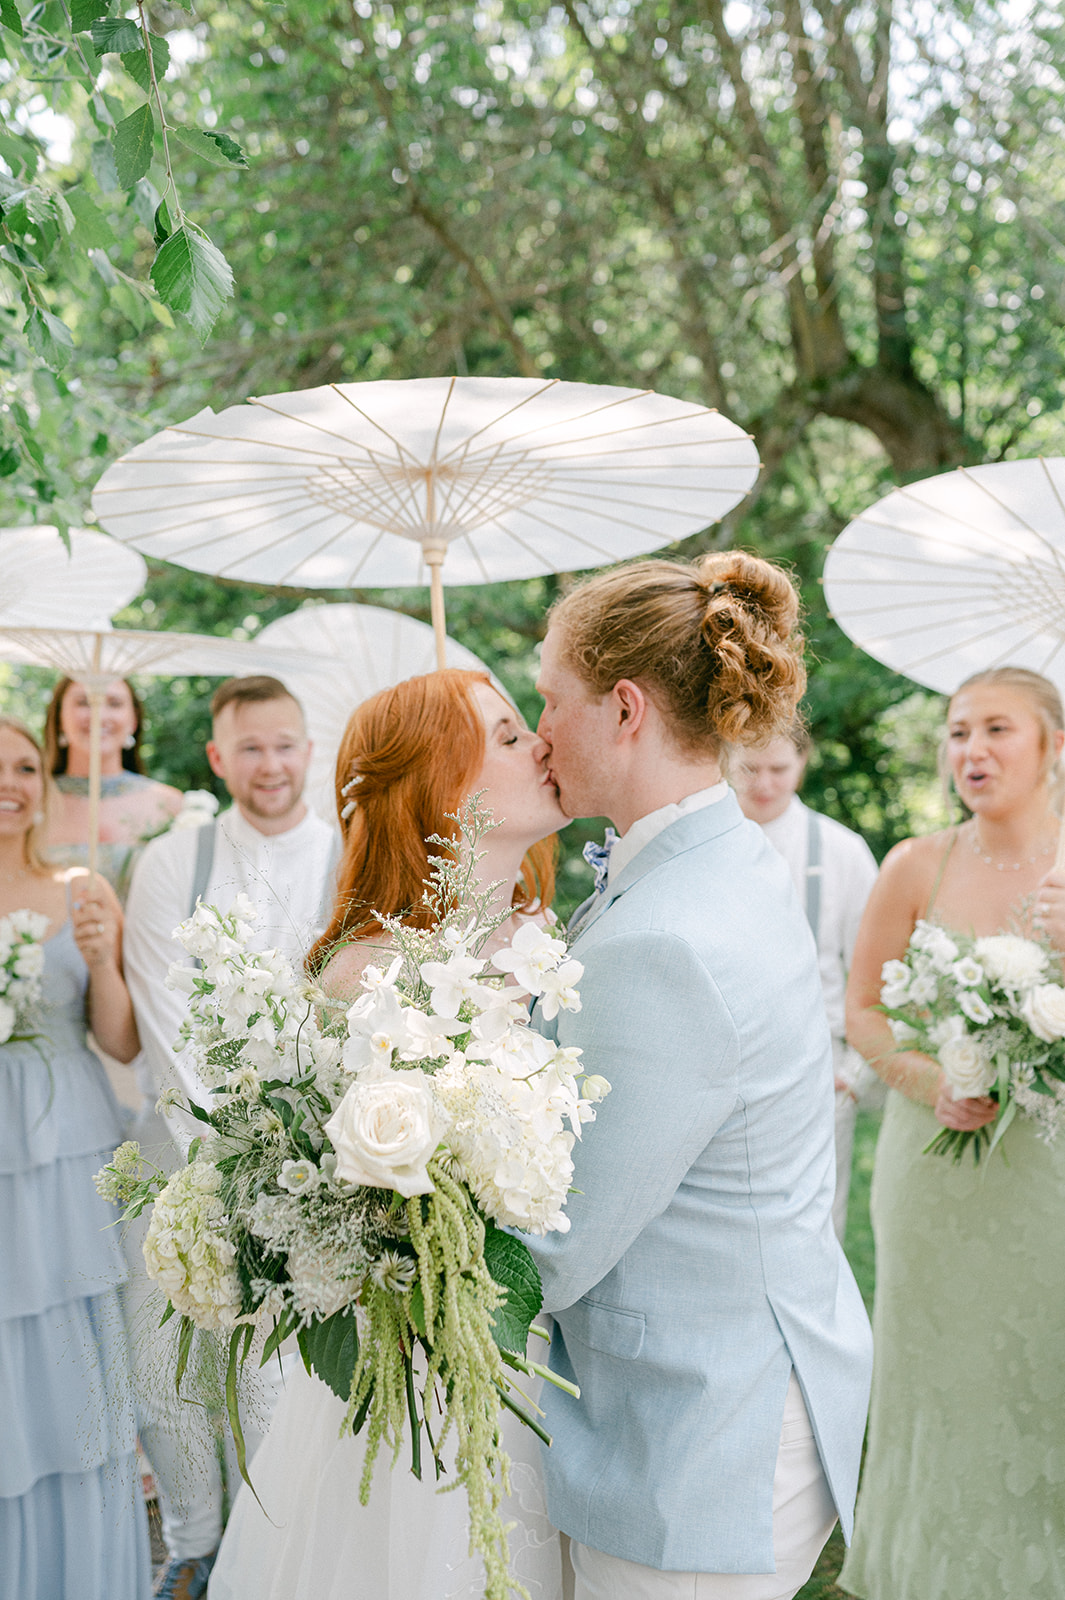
[151,226,235,341]
[297,1304,361,1401]
[482,1223,543,1355]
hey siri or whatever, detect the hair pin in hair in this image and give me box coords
[340,800,357,820]
[340,772,365,797]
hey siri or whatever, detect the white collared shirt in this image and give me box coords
[124,803,337,1117]
[606,782,730,887]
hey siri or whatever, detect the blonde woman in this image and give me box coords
[840,668,1065,1600]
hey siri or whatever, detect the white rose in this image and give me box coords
[939,1034,996,1099]
[324,1070,445,1197]
[1020,983,1065,1043]
[972,934,1047,991]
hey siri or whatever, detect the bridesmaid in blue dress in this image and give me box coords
[0,715,150,1600]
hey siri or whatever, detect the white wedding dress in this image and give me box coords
[208,1350,563,1600]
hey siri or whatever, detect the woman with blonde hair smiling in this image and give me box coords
[840,666,1065,1600]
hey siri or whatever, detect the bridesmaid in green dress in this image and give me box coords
[840,667,1065,1600]
[41,676,183,900]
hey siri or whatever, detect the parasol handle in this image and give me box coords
[423,542,448,671]
[86,685,102,883]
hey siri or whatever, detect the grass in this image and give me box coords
[795,1110,880,1600]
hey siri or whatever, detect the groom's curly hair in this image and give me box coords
[548,552,806,755]
[307,669,556,972]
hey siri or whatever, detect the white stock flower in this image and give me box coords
[939,1034,996,1100]
[951,956,985,988]
[0,996,14,1044]
[888,1018,918,1044]
[958,990,994,1026]
[13,943,44,980]
[973,934,1047,992]
[325,1069,445,1196]
[1020,983,1065,1043]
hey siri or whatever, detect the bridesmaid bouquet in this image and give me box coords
[0,909,49,1046]
[97,803,607,1600]
[881,920,1065,1161]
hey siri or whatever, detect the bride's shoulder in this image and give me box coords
[318,937,394,1004]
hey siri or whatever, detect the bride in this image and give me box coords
[209,668,567,1600]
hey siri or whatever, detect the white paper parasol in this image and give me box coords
[255,603,504,815]
[90,376,761,667]
[0,625,333,876]
[0,526,147,628]
[823,456,1065,863]
[823,459,1065,694]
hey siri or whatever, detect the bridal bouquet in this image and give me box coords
[881,919,1065,1161]
[97,805,607,1600]
[0,909,49,1045]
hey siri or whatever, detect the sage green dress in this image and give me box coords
[839,1083,1065,1598]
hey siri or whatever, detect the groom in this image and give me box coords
[525,557,872,1600]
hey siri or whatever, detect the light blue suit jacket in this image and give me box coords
[527,793,872,1574]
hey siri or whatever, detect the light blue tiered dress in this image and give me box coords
[0,919,150,1600]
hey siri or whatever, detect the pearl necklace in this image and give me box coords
[969,822,1056,873]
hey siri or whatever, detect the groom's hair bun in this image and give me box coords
[549,552,805,754]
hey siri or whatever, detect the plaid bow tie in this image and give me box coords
[582,828,619,894]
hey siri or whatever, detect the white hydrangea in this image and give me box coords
[142,1161,245,1331]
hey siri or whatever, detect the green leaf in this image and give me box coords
[121,32,170,93]
[64,186,115,248]
[71,0,110,29]
[90,138,120,194]
[91,15,142,53]
[151,225,233,342]
[25,307,74,371]
[153,197,171,245]
[88,246,117,286]
[0,446,19,477]
[0,131,37,178]
[482,1223,543,1355]
[170,125,248,168]
[112,103,154,189]
[297,1305,360,1402]
[0,0,22,37]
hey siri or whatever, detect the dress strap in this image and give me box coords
[925,826,961,918]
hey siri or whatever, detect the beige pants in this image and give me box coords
[569,1375,837,1600]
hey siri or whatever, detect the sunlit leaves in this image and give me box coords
[90,16,143,55]
[151,226,234,341]
[112,104,154,189]
[25,307,74,370]
[171,126,248,168]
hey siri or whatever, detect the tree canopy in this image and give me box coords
[1,0,1063,908]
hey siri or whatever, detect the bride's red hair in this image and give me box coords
[308,668,556,972]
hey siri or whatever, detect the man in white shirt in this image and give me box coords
[123,675,337,1600]
[732,725,879,1239]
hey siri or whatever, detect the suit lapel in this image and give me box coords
[567,792,747,943]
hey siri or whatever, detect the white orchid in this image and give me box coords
[418,952,489,1017]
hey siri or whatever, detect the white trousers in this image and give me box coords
[121,1112,288,1561]
[570,1375,837,1600]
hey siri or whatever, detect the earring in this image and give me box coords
[57,733,68,749]
[32,810,45,826]
[123,734,136,749]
